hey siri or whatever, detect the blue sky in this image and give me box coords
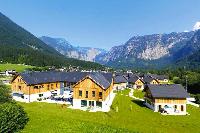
[0,0,200,50]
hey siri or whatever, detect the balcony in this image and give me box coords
[12,91,24,95]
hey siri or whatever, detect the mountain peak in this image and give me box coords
[193,21,200,31]
[40,36,106,62]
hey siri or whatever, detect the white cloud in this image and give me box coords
[193,21,200,31]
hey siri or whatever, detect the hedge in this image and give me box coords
[0,102,29,133]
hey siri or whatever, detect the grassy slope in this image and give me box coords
[133,90,145,99]
[19,92,200,133]
[0,63,34,72]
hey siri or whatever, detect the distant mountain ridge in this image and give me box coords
[0,12,104,69]
[95,30,200,69]
[40,36,106,62]
[40,30,200,69]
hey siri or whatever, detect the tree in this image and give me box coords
[0,84,29,132]
[0,84,12,103]
[0,102,29,133]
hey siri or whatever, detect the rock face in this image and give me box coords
[138,44,169,60]
[40,29,200,69]
[96,31,196,68]
[40,36,106,62]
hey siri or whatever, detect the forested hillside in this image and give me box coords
[0,12,104,69]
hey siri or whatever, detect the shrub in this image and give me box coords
[194,94,200,104]
[0,102,29,133]
[0,84,12,103]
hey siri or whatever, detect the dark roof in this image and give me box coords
[17,71,113,90]
[128,75,140,83]
[147,84,190,98]
[88,73,112,89]
[101,73,113,84]
[19,71,89,85]
[114,75,127,83]
[147,74,168,80]
[143,76,155,84]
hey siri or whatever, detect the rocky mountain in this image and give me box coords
[176,29,200,69]
[0,12,104,69]
[96,31,198,69]
[40,36,106,62]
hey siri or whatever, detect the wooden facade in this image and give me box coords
[155,98,186,104]
[113,82,127,90]
[144,86,187,114]
[144,87,186,104]
[11,75,60,95]
[134,79,144,88]
[150,79,159,84]
[73,77,113,101]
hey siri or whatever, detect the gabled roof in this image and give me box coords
[147,74,169,80]
[15,71,89,85]
[143,76,158,84]
[146,84,190,98]
[128,75,142,83]
[101,73,113,84]
[13,71,113,90]
[114,75,127,83]
[87,73,112,90]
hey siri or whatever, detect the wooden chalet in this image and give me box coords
[128,75,145,90]
[144,84,190,115]
[143,75,159,85]
[147,74,169,83]
[72,73,114,111]
[11,71,88,102]
[113,75,128,90]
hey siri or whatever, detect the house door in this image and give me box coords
[89,101,94,107]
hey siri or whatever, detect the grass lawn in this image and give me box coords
[0,63,34,72]
[133,89,145,99]
[19,91,200,133]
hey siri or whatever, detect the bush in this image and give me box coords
[0,102,29,133]
[194,94,200,104]
[0,84,12,103]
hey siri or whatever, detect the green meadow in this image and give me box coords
[0,63,34,72]
[19,91,200,133]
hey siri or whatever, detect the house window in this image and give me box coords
[96,101,102,108]
[81,100,87,107]
[137,85,141,89]
[34,86,39,89]
[174,105,177,109]
[51,84,54,89]
[92,91,95,97]
[64,82,67,87]
[47,85,50,90]
[181,105,184,111]
[18,86,22,90]
[99,92,102,99]
[79,90,82,97]
[86,91,88,98]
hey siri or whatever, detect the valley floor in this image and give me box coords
[0,63,34,72]
[19,90,200,133]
